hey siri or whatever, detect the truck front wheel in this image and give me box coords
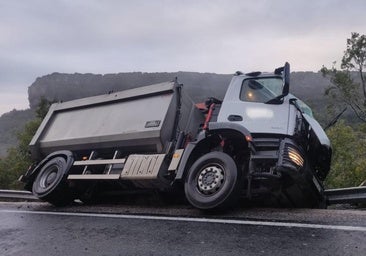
[184,152,240,210]
[32,156,73,206]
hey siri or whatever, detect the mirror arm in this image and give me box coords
[283,62,290,96]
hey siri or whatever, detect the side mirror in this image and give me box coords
[274,62,290,96]
[283,62,290,96]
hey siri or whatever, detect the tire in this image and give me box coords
[184,152,240,210]
[32,156,73,206]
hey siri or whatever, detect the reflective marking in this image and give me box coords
[312,176,322,193]
[1,209,366,232]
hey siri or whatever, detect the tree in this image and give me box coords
[341,33,366,104]
[0,99,51,189]
[321,32,366,123]
[321,33,366,188]
[325,121,366,188]
[35,97,52,120]
[0,120,41,189]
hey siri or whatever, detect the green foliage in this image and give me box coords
[341,32,366,72]
[321,65,362,120]
[325,121,366,188]
[321,32,366,188]
[0,101,49,189]
[0,119,42,189]
[322,32,366,123]
[35,97,52,119]
[342,32,366,108]
[0,109,35,157]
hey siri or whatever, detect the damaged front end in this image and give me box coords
[246,136,326,207]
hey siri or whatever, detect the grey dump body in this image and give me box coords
[29,81,203,160]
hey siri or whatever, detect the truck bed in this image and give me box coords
[29,81,204,159]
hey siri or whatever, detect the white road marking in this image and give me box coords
[1,209,366,232]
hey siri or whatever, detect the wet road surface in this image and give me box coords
[0,202,366,256]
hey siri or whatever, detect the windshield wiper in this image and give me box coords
[265,94,285,104]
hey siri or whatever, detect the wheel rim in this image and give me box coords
[39,165,59,189]
[197,164,225,195]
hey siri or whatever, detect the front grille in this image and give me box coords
[252,138,281,151]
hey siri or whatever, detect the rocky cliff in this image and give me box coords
[27,71,330,110]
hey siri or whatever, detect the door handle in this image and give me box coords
[228,115,243,121]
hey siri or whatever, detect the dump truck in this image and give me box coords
[20,63,332,209]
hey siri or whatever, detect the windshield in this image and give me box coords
[289,94,314,117]
[240,77,283,103]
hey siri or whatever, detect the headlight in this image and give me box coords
[287,146,304,167]
[279,139,305,170]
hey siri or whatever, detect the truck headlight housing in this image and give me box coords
[286,146,304,167]
[279,139,305,171]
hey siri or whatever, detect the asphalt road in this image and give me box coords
[0,202,366,256]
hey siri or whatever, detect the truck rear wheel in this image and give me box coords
[32,156,73,206]
[184,152,240,210]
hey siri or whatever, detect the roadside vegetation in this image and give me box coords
[1,33,366,190]
[0,99,50,189]
[322,32,366,188]
[326,121,366,188]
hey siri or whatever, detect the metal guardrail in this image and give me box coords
[325,186,366,205]
[1,187,366,205]
[0,190,39,201]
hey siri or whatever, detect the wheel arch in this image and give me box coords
[23,150,74,191]
[175,123,252,182]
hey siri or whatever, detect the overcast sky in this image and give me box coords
[0,0,365,116]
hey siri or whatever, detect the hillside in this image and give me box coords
[0,109,35,157]
[1,71,332,157]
